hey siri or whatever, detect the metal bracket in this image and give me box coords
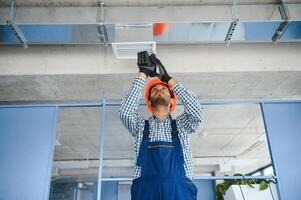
[272,3,290,43]
[96,0,104,24]
[225,19,239,46]
[6,1,28,48]
[97,25,108,46]
[225,0,239,46]
[96,1,108,46]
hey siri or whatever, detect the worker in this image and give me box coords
[119,52,203,200]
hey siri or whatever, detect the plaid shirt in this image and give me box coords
[119,77,203,180]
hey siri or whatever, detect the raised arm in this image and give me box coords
[171,79,203,134]
[119,73,147,137]
[152,54,204,134]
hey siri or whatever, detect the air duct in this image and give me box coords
[0,3,300,49]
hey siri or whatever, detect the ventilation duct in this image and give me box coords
[0,4,301,48]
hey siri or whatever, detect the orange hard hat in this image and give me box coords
[144,78,177,113]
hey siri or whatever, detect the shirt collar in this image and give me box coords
[151,113,172,122]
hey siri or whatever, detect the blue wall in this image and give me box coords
[193,180,216,200]
[101,181,118,200]
[0,107,57,200]
[262,103,301,200]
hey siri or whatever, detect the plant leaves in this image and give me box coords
[216,173,275,199]
[217,184,225,195]
[216,184,225,200]
[245,179,254,185]
[259,181,269,191]
[225,182,233,191]
[216,191,224,200]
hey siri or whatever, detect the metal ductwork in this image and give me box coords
[0,2,301,56]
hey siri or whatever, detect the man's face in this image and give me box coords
[149,83,172,108]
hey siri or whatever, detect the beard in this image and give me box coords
[150,93,170,108]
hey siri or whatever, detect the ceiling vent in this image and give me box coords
[111,24,155,59]
[112,41,156,59]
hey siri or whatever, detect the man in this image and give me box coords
[119,53,203,200]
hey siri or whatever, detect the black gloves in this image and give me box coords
[137,51,172,83]
[149,54,172,83]
[137,51,158,78]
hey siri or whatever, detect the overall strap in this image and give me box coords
[136,120,150,167]
[171,119,179,140]
[143,120,150,140]
[171,119,185,164]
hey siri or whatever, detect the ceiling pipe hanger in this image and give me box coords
[272,0,290,43]
[6,0,28,48]
[96,0,108,46]
[225,0,239,46]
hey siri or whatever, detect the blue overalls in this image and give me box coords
[131,119,198,200]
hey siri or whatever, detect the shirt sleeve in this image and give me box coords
[173,82,204,134]
[119,77,146,137]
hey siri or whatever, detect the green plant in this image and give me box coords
[216,173,276,200]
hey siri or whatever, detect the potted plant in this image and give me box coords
[216,173,277,200]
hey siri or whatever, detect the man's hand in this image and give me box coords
[137,51,158,78]
[150,54,172,83]
[138,65,158,78]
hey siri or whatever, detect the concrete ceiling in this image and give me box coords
[0,71,301,102]
[1,0,301,181]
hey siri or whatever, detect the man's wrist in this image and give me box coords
[168,78,177,87]
[138,72,147,80]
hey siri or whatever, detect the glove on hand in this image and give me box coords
[150,54,172,83]
[137,51,158,78]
